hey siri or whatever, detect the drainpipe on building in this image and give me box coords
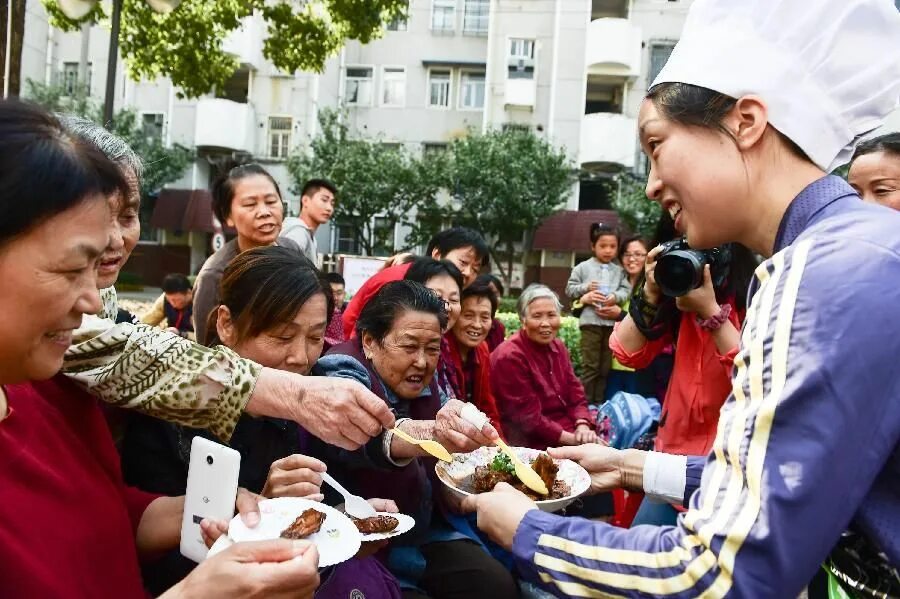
[44,25,55,86]
[3,0,12,97]
[546,0,564,140]
[481,0,497,133]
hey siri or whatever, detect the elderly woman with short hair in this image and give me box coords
[490,284,599,450]
[315,280,516,599]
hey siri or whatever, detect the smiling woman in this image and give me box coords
[192,163,307,343]
[849,132,900,212]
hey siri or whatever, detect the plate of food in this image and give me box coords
[347,512,416,542]
[435,446,591,513]
[224,497,361,567]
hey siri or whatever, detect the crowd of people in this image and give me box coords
[1,0,899,597]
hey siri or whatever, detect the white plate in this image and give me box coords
[435,446,591,513]
[227,497,361,567]
[351,512,416,542]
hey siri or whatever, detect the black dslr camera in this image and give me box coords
[654,238,732,297]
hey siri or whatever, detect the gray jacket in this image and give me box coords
[565,258,631,327]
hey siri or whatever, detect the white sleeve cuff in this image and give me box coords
[642,451,687,504]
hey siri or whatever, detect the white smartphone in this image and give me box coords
[180,436,241,563]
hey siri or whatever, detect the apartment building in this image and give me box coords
[20,0,697,283]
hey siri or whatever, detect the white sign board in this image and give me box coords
[341,256,388,297]
[211,233,226,252]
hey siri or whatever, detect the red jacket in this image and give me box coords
[444,333,505,438]
[609,297,742,456]
[0,375,160,598]
[490,331,592,450]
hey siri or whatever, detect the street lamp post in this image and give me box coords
[57,0,180,127]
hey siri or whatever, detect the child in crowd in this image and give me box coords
[323,271,348,347]
[565,223,631,404]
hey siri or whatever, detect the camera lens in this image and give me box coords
[656,251,704,297]
[206,455,214,465]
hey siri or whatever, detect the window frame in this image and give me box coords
[267,115,293,160]
[427,68,453,109]
[140,111,166,144]
[430,0,457,32]
[380,65,408,108]
[462,0,489,35]
[343,64,375,107]
[458,69,486,111]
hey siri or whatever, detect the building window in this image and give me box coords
[61,61,92,95]
[649,43,676,86]
[141,113,165,144]
[428,69,452,108]
[508,38,536,80]
[431,0,456,32]
[344,66,374,106]
[372,217,396,257]
[463,0,489,34]
[423,142,449,158]
[460,71,485,109]
[381,67,407,107]
[268,116,292,159]
[387,0,408,30]
[335,222,361,255]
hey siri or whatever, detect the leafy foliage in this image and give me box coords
[406,127,577,280]
[608,172,661,239]
[286,109,442,256]
[41,0,408,99]
[24,79,193,199]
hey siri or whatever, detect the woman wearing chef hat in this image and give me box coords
[461,0,900,597]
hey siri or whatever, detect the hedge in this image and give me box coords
[495,312,582,377]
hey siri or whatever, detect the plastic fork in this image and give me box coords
[390,427,453,463]
[321,472,377,519]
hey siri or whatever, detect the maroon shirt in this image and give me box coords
[485,318,506,353]
[0,375,159,598]
[490,330,592,449]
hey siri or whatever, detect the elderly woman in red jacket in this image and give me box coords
[490,284,598,450]
[445,280,505,437]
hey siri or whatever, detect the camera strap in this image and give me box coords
[629,284,676,340]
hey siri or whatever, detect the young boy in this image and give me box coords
[565,224,631,404]
[280,178,337,266]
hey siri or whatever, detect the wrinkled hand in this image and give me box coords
[366,498,399,513]
[298,377,395,450]
[580,290,604,306]
[460,482,537,550]
[574,424,599,445]
[547,444,625,494]
[200,488,263,548]
[167,540,320,599]
[643,246,664,304]
[434,399,499,453]
[675,264,719,318]
[262,454,326,501]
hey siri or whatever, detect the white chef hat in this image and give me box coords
[651,0,900,172]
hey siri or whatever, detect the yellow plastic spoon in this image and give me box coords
[495,438,549,496]
[390,427,453,463]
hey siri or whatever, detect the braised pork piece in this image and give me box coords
[352,514,400,534]
[469,452,570,500]
[280,508,327,539]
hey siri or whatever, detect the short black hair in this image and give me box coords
[461,280,498,317]
[325,272,345,286]
[589,222,618,245]
[475,273,504,298]
[301,178,337,199]
[211,163,282,225]
[0,100,128,248]
[853,132,900,162]
[405,257,464,293]
[355,280,448,342]
[426,227,489,268]
[161,273,191,294]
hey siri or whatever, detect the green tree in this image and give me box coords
[41,0,408,98]
[287,109,441,256]
[409,128,576,282]
[608,172,661,239]
[24,79,193,199]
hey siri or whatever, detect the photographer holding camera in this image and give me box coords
[608,215,756,526]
